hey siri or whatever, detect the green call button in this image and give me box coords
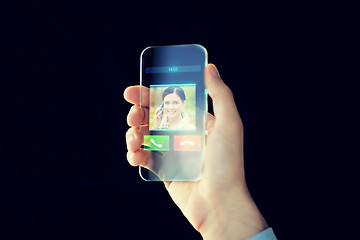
[143,135,169,151]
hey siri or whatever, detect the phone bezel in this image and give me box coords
[139,44,208,181]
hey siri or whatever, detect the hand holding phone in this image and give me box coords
[124,63,269,239]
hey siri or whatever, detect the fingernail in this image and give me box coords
[210,64,221,78]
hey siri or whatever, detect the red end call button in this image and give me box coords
[174,136,201,151]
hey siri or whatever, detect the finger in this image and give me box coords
[126,150,150,167]
[206,112,215,133]
[204,64,242,126]
[206,112,215,122]
[127,105,149,126]
[125,127,144,152]
[164,181,171,189]
[123,86,150,107]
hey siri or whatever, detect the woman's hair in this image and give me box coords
[162,86,186,102]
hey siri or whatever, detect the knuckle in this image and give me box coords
[125,127,133,137]
[126,107,135,126]
[126,151,132,163]
[125,127,139,141]
[141,108,148,123]
[223,85,234,97]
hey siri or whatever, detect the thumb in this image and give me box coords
[205,64,242,127]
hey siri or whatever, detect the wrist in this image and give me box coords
[199,191,268,240]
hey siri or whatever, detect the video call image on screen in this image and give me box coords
[149,84,196,131]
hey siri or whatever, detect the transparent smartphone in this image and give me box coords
[139,44,208,181]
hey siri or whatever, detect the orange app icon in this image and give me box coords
[174,136,201,151]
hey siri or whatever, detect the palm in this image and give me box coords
[164,112,245,232]
[125,85,245,232]
[163,113,216,231]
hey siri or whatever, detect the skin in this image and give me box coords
[154,92,186,128]
[124,64,268,240]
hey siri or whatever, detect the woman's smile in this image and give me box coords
[163,93,185,120]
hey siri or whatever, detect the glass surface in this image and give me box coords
[139,44,207,181]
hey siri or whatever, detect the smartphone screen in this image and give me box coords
[139,44,208,181]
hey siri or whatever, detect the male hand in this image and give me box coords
[124,64,268,240]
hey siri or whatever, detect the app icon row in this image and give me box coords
[143,135,201,152]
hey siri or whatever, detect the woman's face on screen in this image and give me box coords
[163,93,185,119]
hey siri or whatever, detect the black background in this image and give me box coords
[1,1,354,239]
